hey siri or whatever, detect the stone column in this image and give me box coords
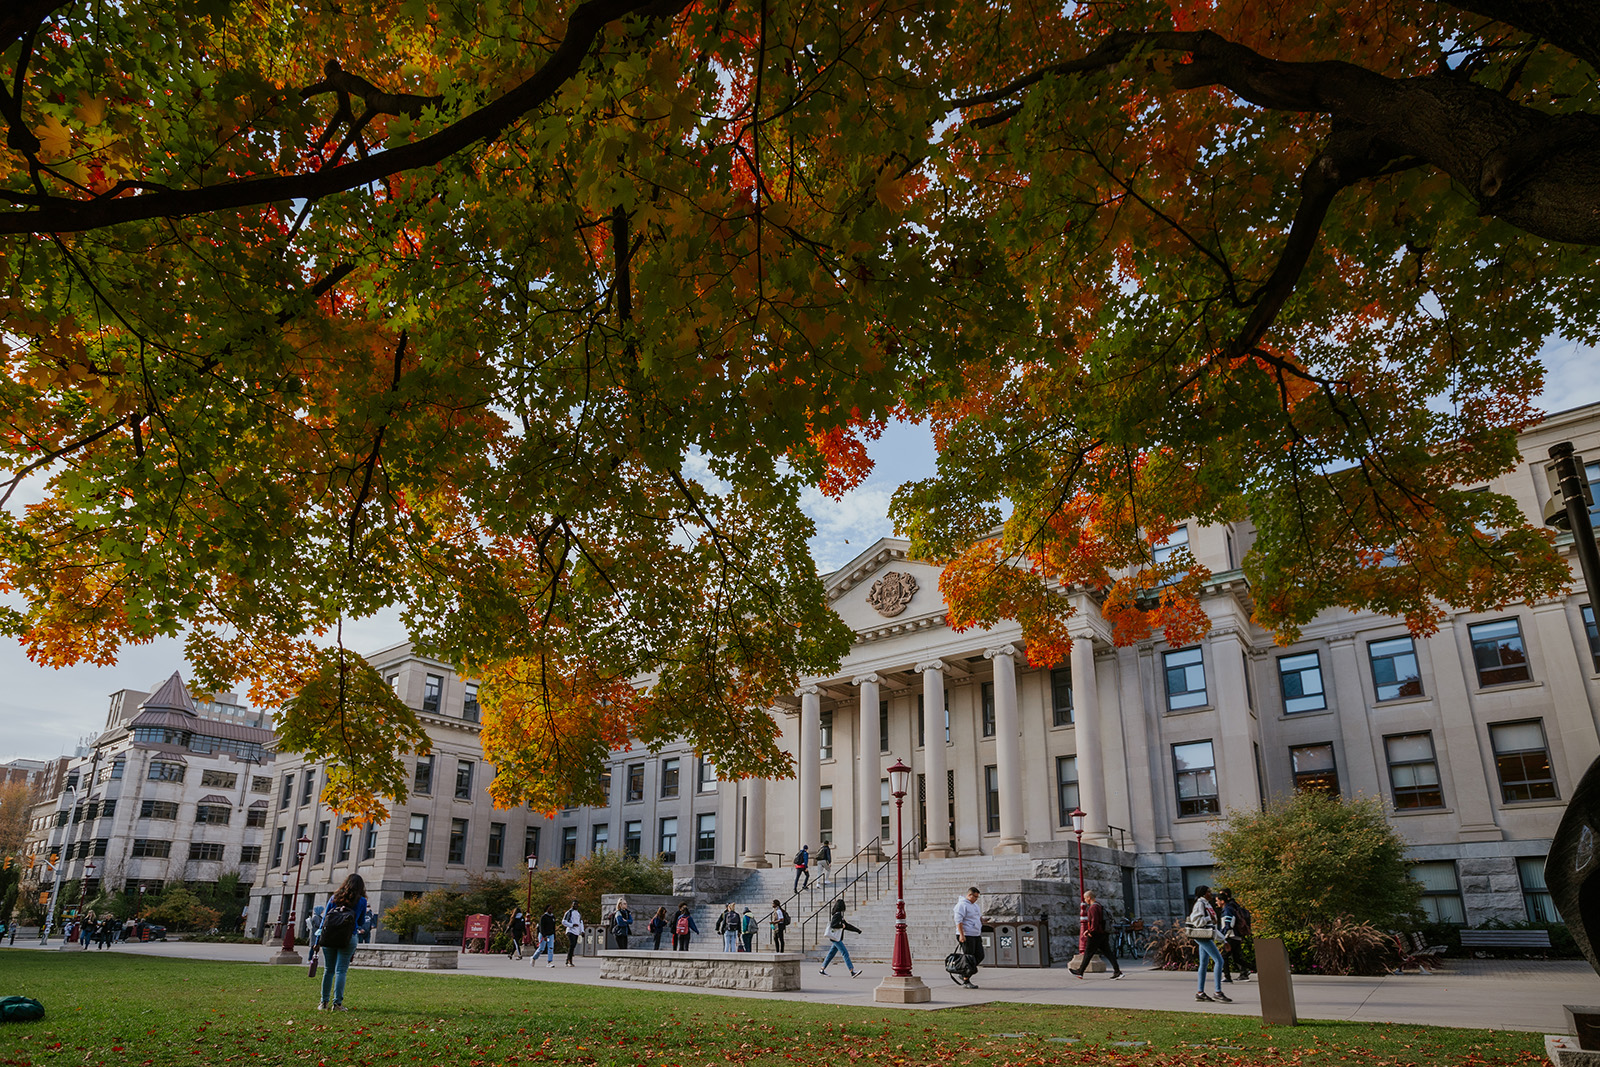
[1426,619,1502,841]
[798,686,822,854]
[1070,633,1109,845]
[1530,598,1600,786]
[741,777,769,867]
[917,661,953,857]
[855,673,883,853]
[1325,634,1383,796]
[986,644,1028,854]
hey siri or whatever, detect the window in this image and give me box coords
[423,673,443,713]
[272,827,286,867]
[386,671,401,692]
[463,682,480,723]
[697,758,717,792]
[131,839,172,858]
[251,775,272,794]
[488,823,505,866]
[1242,651,1255,710]
[1056,756,1080,826]
[405,814,428,861]
[880,701,890,752]
[300,769,317,805]
[881,777,891,843]
[110,757,125,780]
[200,770,238,789]
[455,760,475,799]
[139,800,178,820]
[1519,856,1556,922]
[820,711,833,759]
[1489,720,1558,802]
[819,785,834,845]
[195,803,232,825]
[624,820,642,858]
[1153,525,1189,577]
[240,845,262,864]
[1172,740,1220,817]
[1050,667,1073,726]
[984,765,1000,833]
[1587,458,1600,527]
[1164,647,1207,710]
[280,773,294,809]
[917,694,950,747]
[246,807,267,828]
[561,826,578,865]
[1278,652,1327,713]
[522,825,540,865]
[363,823,378,861]
[1369,636,1423,700]
[1385,732,1443,809]
[590,822,608,854]
[449,818,468,864]
[1412,861,1466,924]
[337,827,352,862]
[660,758,681,798]
[314,820,330,863]
[1584,605,1600,673]
[1290,743,1339,795]
[626,763,645,802]
[413,756,433,795]
[657,817,678,863]
[94,837,109,856]
[148,761,186,783]
[980,682,996,737]
[1181,865,1216,900]
[1469,618,1531,686]
[189,842,225,862]
[597,766,612,803]
[695,813,716,862]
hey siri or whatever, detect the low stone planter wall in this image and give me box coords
[353,943,459,970]
[599,950,803,991]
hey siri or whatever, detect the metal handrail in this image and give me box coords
[794,830,922,951]
[776,836,879,930]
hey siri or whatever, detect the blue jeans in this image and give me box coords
[537,934,555,962]
[320,936,357,1006]
[723,929,740,952]
[821,939,854,971]
[1196,937,1226,991]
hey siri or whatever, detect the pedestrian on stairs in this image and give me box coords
[672,902,698,951]
[793,845,811,893]
[818,898,862,978]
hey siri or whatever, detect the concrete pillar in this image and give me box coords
[1208,628,1260,814]
[917,661,953,857]
[1325,635,1384,796]
[1530,598,1600,787]
[986,644,1028,854]
[1426,618,1502,841]
[741,776,769,867]
[1070,633,1109,845]
[951,682,983,854]
[798,686,822,854]
[855,674,883,852]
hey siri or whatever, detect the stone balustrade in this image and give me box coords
[352,943,459,970]
[599,949,803,991]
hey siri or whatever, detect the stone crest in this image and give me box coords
[867,571,919,617]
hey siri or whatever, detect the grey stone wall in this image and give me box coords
[353,943,459,969]
[598,949,802,991]
[1460,856,1528,926]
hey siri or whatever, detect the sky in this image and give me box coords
[4,347,1598,763]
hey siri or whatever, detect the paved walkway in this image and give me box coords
[9,938,1595,1034]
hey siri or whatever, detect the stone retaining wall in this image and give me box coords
[353,943,459,969]
[599,949,803,991]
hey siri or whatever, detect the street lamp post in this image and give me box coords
[525,854,538,919]
[874,758,930,1003]
[1070,807,1088,971]
[269,832,312,964]
[79,861,97,951]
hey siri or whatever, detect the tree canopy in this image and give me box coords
[1,0,1593,816]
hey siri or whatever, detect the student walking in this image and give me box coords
[717,902,740,952]
[562,901,585,966]
[612,898,633,950]
[740,908,756,953]
[815,842,832,886]
[1218,889,1252,981]
[818,899,862,977]
[316,873,369,1012]
[507,909,528,960]
[952,886,984,989]
[793,845,811,893]
[537,905,558,966]
[649,906,669,950]
[1070,890,1124,979]
[769,900,790,953]
[1187,886,1231,1003]
[672,903,698,951]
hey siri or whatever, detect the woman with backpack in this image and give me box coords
[648,906,669,950]
[672,902,698,951]
[769,899,790,953]
[317,873,369,1012]
[717,902,739,953]
[1186,885,1231,1003]
[819,898,862,977]
[562,900,585,966]
[612,898,633,950]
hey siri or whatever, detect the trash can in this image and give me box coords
[1017,920,1047,967]
[979,924,996,967]
[994,923,1019,967]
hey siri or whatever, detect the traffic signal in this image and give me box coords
[49,852,58,866]
[3,856,10,870]
[25,855,35,871]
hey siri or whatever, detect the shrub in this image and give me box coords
[141,885,221,932]
[1144,921,1198,970]
[1309,919,1394,976]
[379,894,442,941]
[1211,792,1423,937]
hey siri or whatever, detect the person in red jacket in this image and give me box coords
[1070,890,1124,979]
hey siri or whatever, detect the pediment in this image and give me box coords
[824,539,946,634]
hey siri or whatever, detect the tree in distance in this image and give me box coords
[1,0,1592,816]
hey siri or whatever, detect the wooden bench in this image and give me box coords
[1458,929,1552,955]
[599,949,805,991]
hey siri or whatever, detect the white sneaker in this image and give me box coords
[548,961,555,968]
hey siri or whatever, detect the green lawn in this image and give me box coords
[0,951,1546,1067]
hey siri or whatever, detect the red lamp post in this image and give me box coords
[280,831,311,956]
[1069,806,1087,961]
[525,854,538,923]
[873,758,929,1002]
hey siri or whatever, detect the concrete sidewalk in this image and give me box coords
[9,938,1595,1034]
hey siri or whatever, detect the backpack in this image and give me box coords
[0,996,45,1023]
[778,907,790,929]
[794,851,805,867]
[675,914,691,936]
[322,902,357,942]
[741,913,755,934]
